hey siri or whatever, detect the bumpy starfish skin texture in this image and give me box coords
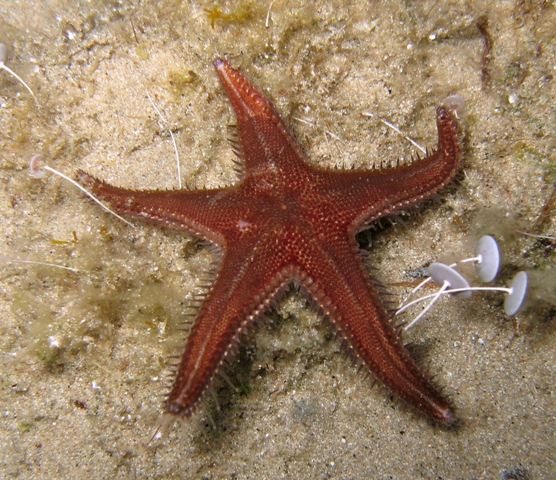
[78,58,462,423]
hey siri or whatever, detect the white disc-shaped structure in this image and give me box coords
[475,235,500,283]
[428,262,472,299]
[504,271,528,316]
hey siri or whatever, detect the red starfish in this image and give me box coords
[78,58,462,424]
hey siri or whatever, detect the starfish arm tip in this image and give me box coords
[434,405,457,425]
[214,57,226,69]
[441,93,466,119]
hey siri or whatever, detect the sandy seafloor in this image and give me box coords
[1,1,555,478]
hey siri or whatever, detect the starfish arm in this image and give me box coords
[214,58,311,179]
[165,236,292,416]
[317,106,462,231]
[298,237,455,423]
[76,171,245,243]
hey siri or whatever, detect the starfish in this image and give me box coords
[77,58,462,424]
